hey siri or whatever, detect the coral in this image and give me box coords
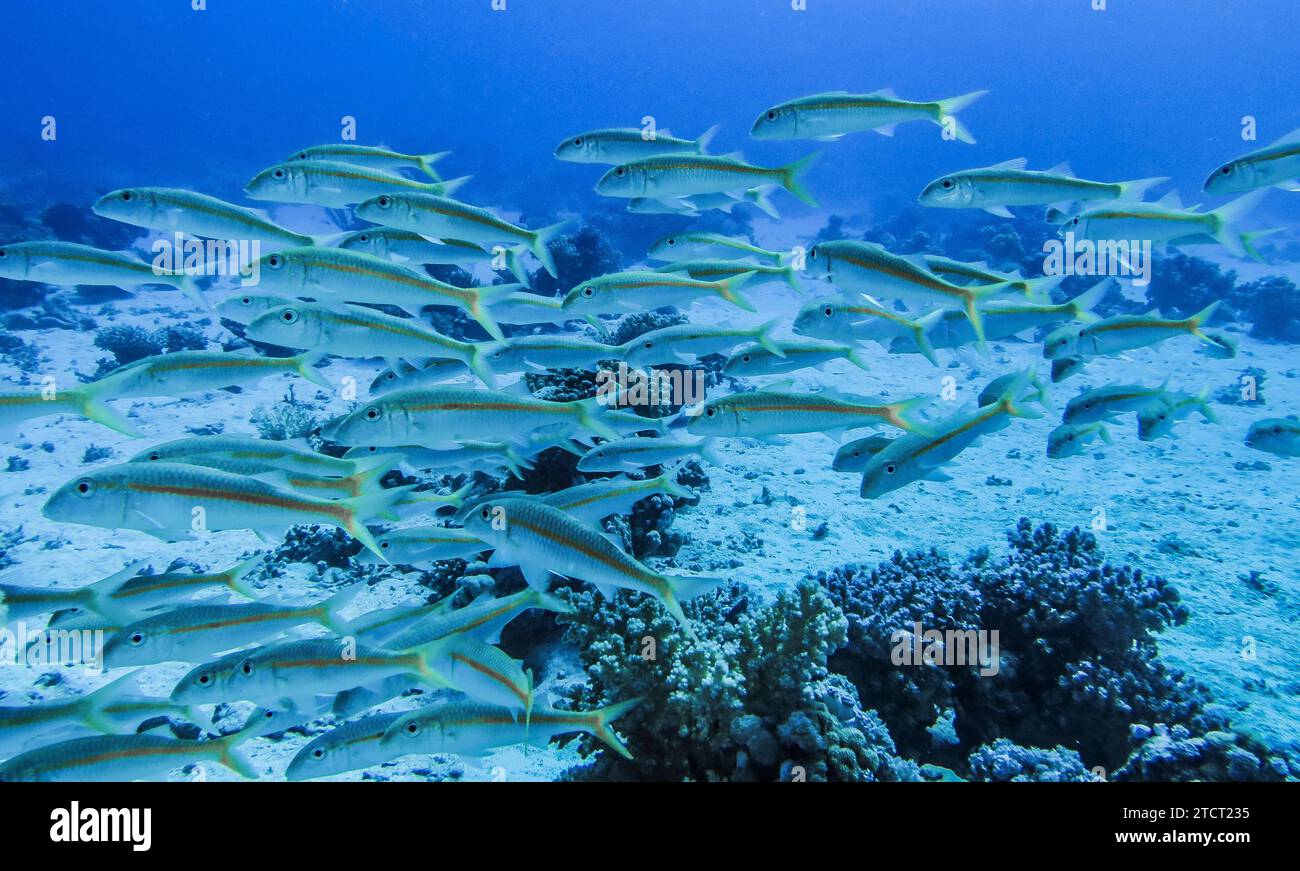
[1115,723,1299,782]
[80,444,114,464]
[966,738,1097,782]
[250,386,321,441]
[1237,275,1300,342]
[524,224,623,298]
[0,526,34,570]
[1144,254,1238,320]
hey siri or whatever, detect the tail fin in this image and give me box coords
[1066,279,1110,323]
[1187,301,1220,338]
[342,485,417,560]
[79,671,145,734]
[1211,189,1268,259]
[403,479,475,511]
[844,345,871,371]
[466,343,499,388]
[71,382,142,438]
[530,588,578,616]
[585,697,642,760]
[501,244,530,285]
[436,175,473,197]
[222,553,266,599]
[779,263,801,291]
[1192,386,1219,423]
[210,729,260,780]
[963,282,1012,349]
[292,351,332,389]
[1241,228,1283,263]
[527,220,575,279]
[468,296,506,342]
[716,270,757,311]
[935,90,988,144]
[908,315,940,367]
[1021,273,1066,301]
[746,187,781,219]
[997,371,1046,421]
[316,582,365,634]
[659,574,727,639]
[755,319,785,357]
[656,471,697,501]
[695,124,720,154]
[172,273,213,314]
[1115,175,1170,202]
[779,152,821,207]
[574,397,622,441]
[884,396,934,433]
[415,150,451,181]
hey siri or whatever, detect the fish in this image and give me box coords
[1199,331,1238,359]
[1043,302,1218,360]
[0,560,147,624]
[382,587,573,650]
[353,192,570,277]
[623,320,784,368]
[95,348,331,399]
[859,373,1042,498]
[338,228,529,284]
[0,731,259,782]
[554,124,719,164]
[977,369,1052,411]
[918,158,1167,217]
[103,554,265,615]
[380,698,641,762]
[101,585,362,667]
[485,334,624,373]
[369,358,472,395]
[249,246,516,341]
[1064,189,1274,261]
[1051,355,1087,383]
[539,471,695,524]
[245,302,498,387]
[654,258,801,292]
[216,293,295,324]
[0,672,185,758]
[349,598,455,646]
[244,159,471,209]
[406,635,533,719]
[1136,388,1218,441]
[170,637,453,712]
[461,498,724,635]
[285,711,405,781]
[1203,127,1300,195]
[322,386,619,447]
[41,461,408,559]
[792,296,938,365]
[751,88,987,143]
[487,291,572,325]
[686,385,931,439]
[575,436,720,473]
[1047,421,1114,459]
[0,378,140,438]
[595,152,820,206]
[723,337,870,377]
[830,434,895,473]
[0,240,206,311]
[561,270,756,316]
[1062,382,1170,425]
[92,187,317,247]
[805,241,1012,346]
[129,434,397,479]
[346,440,533,478]
[647,232,789,264]
[359,524,487,566]
[1245,418,1300,458]
[287,144,451,180]
[627,188,779,219]
[922,255,1066,299]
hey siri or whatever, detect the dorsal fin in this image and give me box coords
[1046,161,1075,177]
[1268,126,1300,148]
[865,87,899,100]
[987,157,1028,171]
[1154,190,1183,209]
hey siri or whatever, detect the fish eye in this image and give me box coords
[380,540,390,550]
[364,406,382,421]
[1274,426,1282,434]
[809,247,818,259]
[1220,165,1232,175]
[120,191,133,201]
[267,255,282,269]
[666,238,676,246]
[74,478,95,497]
[312,748,325,758]
[704,406,716,418]
[0,249,6,258]
[1067,434,1076,441]
[405,722,421,736]
[766,110,777,121]
[384,371,396,381]
[615,167,626,177]
[129,631,145,646]
[885,464,896,474]
[823,306,833,317]
[376,196,392,208]
[147,452,161,461]
[1071,217,1080,225]
[573,137,583,146]
[479,506,492,520]
[358,233,369,242]
[1159,413,1167,420]
[241,296,251,304]
[582,287,594,297]
[279,309,298,323]
[273,168,285,179]
[1083,402,1092,409]
[741,354,751,363]
[940,178,954,189]
[241,660,255,676]
[297,152,308,160]
[197,672,213,686]
[643,341,653,350]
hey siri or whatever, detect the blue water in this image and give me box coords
[1,0,1298,783]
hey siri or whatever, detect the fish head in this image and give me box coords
[554,133,600,163]
[381,710,443,752]
[832,435,892,473]
[918,173,974,207]
[1042,324,1082,360]
[1136,399,1176,441]
[368,367,405,395]
[792,298,851,340]
[92,187,158,226]
[684,399,739,437]
[461,498,526,547]
[244,162,306,202]
[1047,424,1088,459]
[286,732,349,781]
[0,242,31,280]
[171,653,241,704]
[249,248,309,295]
[245,303,321,349]
[750,104,797,140]
[560,278,605,313]
[1202,158,1255,195]
[102,620,165,668]
[1245,420,1288,453]
[355,193,417,229]
[646,234,696,262]
[42,469,128,529]
[337,229,389,258]
[1051,355,1085,383]
[216,292,290,324]
[327,399,407,447]
[595,163,646,198]
[859,451,919,499]
[1044,206,1076,225]
[722,344,767,376]
[804,244,834,279]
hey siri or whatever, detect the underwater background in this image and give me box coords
[0,0,1297,781]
